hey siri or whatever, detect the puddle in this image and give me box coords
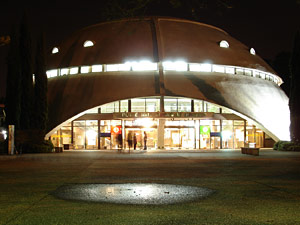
[53,183,214,205]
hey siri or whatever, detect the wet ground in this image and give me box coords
[1,149,300,224]
[53,183,214,205]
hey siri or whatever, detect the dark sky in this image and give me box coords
[0,0,299,98]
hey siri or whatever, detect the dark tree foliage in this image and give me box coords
[19,14,34,130]
[289,31,300,143]
[100,0,233,21]
[5,27,21,129]
[272,52,291,96]
[33,33,48,131]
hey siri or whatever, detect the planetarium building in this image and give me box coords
[46,17,290,150]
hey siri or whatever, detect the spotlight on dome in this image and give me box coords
[219,40,229,48]
[83,40,94,47]
[52,47,59,54]
[250,48,256,55]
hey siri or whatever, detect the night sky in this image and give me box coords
[0,0,299,98]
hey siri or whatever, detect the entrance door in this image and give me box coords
[164,128,195,149]
[125,128,157,149]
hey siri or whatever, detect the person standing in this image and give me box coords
[127,131,133,150]
[143,131,147,150]
[133,133,137,150]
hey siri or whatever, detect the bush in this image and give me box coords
[0,140,7,154]
[273,141,300,151]
[20,140,54,153]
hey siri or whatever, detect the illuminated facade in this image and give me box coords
[46,17,290,150]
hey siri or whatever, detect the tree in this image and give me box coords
[5,27,21,129]
[100,0,233,22]
[289,31,300,143]
[273,51,291,96]
[33,33,48,132]
[19,13,34,130]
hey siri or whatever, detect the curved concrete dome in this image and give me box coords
[46,17,290,142]
[48,17,275,73]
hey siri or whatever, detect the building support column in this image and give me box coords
[157,118,165,149]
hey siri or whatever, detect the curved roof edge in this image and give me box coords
[76,16,229,36]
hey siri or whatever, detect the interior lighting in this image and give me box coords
[244,69,252,76]
[189,63,212,72]
[225,66,235,74]
[1,130,7,140]
[91,65,102,72]
[259,72,266,79]
[86,129,97,145]
[135,118,153,128]
[236,68,244,75]
[70,67,79,75]
[253,70,260,78]
[163,61,188,71]
[52,47,59,54]
[60,68,69,76]
[83,40,94,47]
[212,65,225,73]
[81,66,90,74]
[46,69,58,78]
[222,130,232,140]
[130,61,158,71]
[219,40,229,48]
[250,48,256,55]
[106,63,131,72]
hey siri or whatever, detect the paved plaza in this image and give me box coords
[1,149,300,224]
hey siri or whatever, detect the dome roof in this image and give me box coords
[47,17,275,74]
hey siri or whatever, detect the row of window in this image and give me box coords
[85,97,233,114]
[46,62,282,85]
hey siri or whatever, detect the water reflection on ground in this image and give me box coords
[53,183,214,205]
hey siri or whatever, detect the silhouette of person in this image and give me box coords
[143,131,147,150]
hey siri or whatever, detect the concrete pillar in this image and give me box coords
[157,118,165,149]
[8,125,14,155]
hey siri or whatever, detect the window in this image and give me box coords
[207,103,220,113]
[131,99,146,112]
[46,69,58,78]
[212,65,225,73]
[81,66,90,74]
[236,68,244,75]
[60,68,69,76]
[194,100,203,112]
[178,99,191,112]
[163,61,188,71]
[219,40,229,48]
[101,102,119,113]
[120,100,128,112]
[146,98,160,112]
[91,65,102,72]
[244,69,252,76]
[83,40,94,47]
[52,47,59,54]
[130,61,158,71]
[164,98,177,112]
[222,107,232,114]
[253,70,260,78]
[189,63,211,72]
[70,67,79,75]
[225,67,235,74]
[106,64,131,72]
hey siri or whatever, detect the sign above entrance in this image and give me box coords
[114,112,214,119]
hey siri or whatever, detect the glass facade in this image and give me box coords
[51,96,268,150]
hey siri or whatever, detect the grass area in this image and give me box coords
[1,151,300,224]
